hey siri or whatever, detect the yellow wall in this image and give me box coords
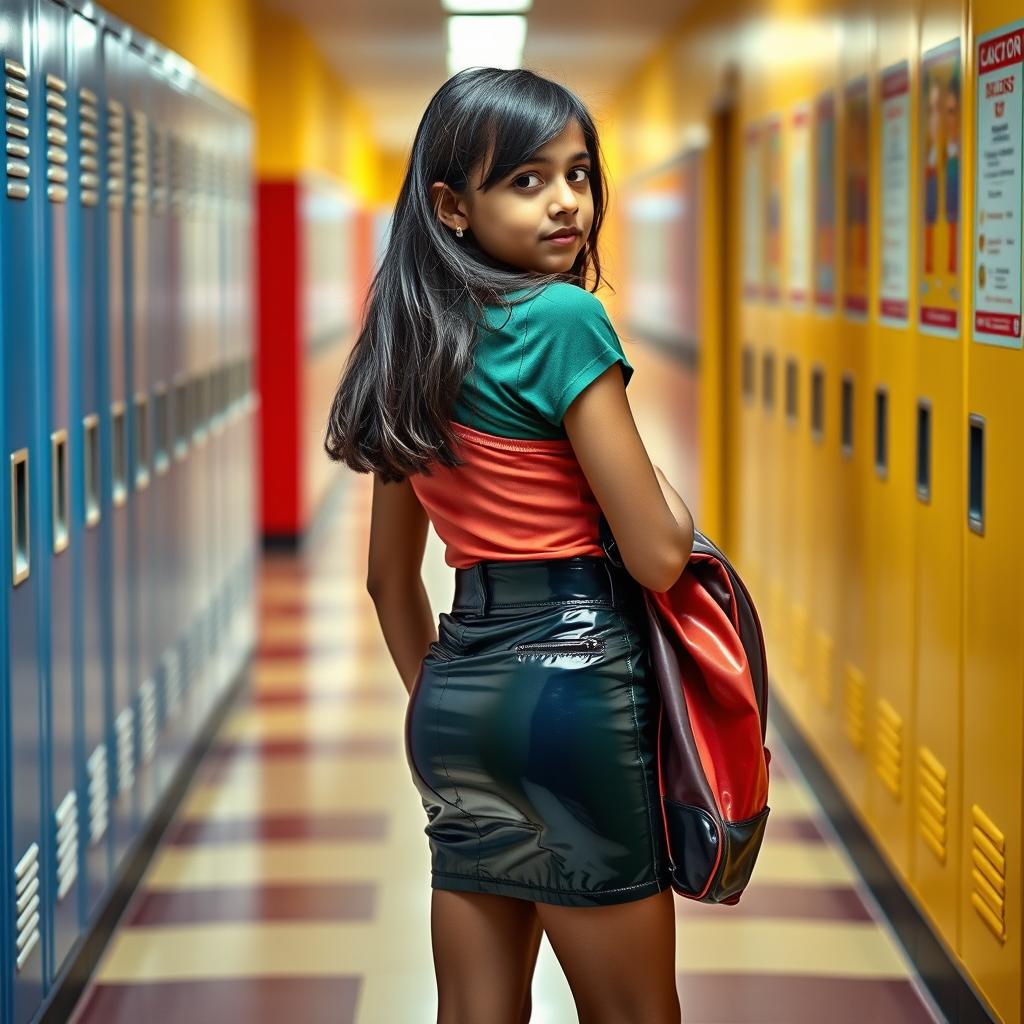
[100,0,383,203]
[607,3,1023,1023]
[99,0,256,110]
[251,5,380,203]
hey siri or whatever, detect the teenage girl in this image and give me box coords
[325,67,695,1024]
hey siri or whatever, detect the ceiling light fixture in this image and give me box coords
[446,14,526,76]
[441,0,532,12]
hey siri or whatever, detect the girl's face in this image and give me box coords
[433,119,594,275]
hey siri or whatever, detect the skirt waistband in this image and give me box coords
[452,555,640,614]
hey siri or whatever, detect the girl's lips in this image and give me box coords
[542,233,579,246]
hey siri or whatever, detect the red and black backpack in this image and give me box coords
[599,515,772,905]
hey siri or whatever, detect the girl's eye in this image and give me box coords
[512,167,590,189]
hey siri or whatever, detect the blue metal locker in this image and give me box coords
[35,0,84,987]
[123,38,158,821]
[156,69,190,785]
[67,3,112,927]
[182,86,209,732]
[239,118,257,660]
[0,2,47,1019]
[146,55,177,800]
[193,94,217,720]
[101,22,139,865]
[208,101,228,703]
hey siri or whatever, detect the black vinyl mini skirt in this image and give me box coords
[404,554,672,907]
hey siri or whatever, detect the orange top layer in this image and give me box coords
[408,419,605,568]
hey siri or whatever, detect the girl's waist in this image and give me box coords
[452,555,640,615]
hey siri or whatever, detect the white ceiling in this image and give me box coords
[262,0,690,156]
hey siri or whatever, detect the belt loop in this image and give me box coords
[602,556,618,607]
[475,561,489,615]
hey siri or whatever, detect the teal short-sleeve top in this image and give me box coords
[451,281,635,440]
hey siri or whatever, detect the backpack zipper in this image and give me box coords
[513,637,605,655]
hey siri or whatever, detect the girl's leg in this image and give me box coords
[535,887,680,1024]
[431,889,544,1024]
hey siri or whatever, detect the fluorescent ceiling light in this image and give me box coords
[447,14,526,51]
[442,0,532,11]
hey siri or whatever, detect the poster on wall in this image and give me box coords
[919,38,962,337]
[879,60,911,326]
[788,103,811,307]
[743,123,763,300]
[624,150,702,350]
[843,76,870,318]
[814,92,836,312]
[973,21,1024,348]
[763,116,783,302]
[302,176,356,352]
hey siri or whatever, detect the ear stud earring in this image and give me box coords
[455,226,464,238]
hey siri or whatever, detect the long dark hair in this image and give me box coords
[323,67,612,482]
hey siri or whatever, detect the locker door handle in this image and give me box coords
[874,387,888,480]
[111,400,127,506]
[134,392,150,490]
[83,413,100,527]
[810,365,824,442]
[840,374,854,458]
[742,345,754,404]
[10,448,29,586]
[51,429,69,554]
[916,399,932,503]
[154,383,170,474]
[173,376,189,460]
[761,350,775,411]
[785,357,798,426]
[968,413,985,536]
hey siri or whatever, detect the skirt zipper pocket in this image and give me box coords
[513,637,606,656]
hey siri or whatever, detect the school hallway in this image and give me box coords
[3,1,1019,1022]
[65,378,944,1024]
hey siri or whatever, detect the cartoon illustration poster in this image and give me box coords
[920,38,962,337]
[814,92,836,312]
[844,77,870,318]
[879,61,911,326]
[763,116,783,302]
[743,123,763,300]
[787,103,811,307]
[973,21,1024,348]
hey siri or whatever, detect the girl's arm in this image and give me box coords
[366,473,437,694]
[564,364,695,593]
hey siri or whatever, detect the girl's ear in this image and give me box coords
[431,181,468,233]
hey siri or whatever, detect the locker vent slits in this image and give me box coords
[4,54,29,200]
[115,705,135,797]
[970,804,1007,943]
[87,742,109,844]
[916,746,948,863]
[55,789,79,902]
[169,134,184,215]
[107,97,125,210]
[44,73,66,201]
[139,677,157,765]
[790,603,808,676]
[152,125,168,214]
[13,842,40,971]
[78,85,98,206]
[874,698,903,799]
[130,109,148,213]
[813,629,834,707]
[164,646,182,720]
[842,664,866,750]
